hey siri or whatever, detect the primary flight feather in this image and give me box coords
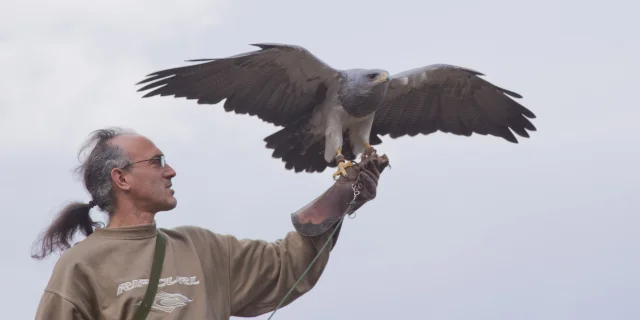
[136,43,537,178]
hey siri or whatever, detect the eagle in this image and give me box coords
[136,43,536,178]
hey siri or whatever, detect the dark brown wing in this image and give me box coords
[136,43,340,127]
[372,64,536,143]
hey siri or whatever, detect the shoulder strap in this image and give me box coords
[133,230,167,320]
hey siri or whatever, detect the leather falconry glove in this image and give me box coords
[291,148,390,237]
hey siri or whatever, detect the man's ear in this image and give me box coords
[111,168,132,191]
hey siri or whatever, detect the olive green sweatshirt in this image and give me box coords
[34,222,340,319]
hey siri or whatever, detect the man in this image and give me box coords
[32,127,388,319]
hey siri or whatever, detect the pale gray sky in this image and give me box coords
[1,0,638,319]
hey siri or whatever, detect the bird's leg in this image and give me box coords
[348,117,377,161]
[332,147,353,180]
[360,143,377,161]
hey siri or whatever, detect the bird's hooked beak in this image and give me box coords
[377,71,390,83]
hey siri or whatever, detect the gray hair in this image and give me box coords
[31,126,136,260]
[74,127,136,214]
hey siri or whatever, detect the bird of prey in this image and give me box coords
[136,43,536,179]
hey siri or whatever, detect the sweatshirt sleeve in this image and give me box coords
[227,224,343,317]
[34,290,90,320]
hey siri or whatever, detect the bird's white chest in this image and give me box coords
[310,102,365,134]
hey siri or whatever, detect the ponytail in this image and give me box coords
[31,127,132,260]
[31,201,102,260]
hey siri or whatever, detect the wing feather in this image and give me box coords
[136,43,340,127]
[372,64,536,143]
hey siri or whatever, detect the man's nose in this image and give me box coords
[164,163,177,178]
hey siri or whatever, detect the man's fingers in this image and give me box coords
[362,168,378,187]
[358,171,377,199]
[342,150,388,204]
[362,157,381,179]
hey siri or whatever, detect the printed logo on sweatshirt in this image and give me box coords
[136,291,193,313]
[117,276,200,296]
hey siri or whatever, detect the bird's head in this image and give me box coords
[362,69,390,86]
[342,69,391,96]
[343,68,390,87]
[338,68,391,115]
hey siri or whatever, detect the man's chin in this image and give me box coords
[157,197,178,212]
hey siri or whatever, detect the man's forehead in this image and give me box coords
[110,134,162,159]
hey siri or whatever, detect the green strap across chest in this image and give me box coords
[133,230,167,320]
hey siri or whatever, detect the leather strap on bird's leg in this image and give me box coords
[291,150,389,237]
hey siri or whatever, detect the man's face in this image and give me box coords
[112,134,177,213]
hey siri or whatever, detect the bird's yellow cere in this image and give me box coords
[376,71,389,83]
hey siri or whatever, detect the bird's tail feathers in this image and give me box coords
[264,122,383,174]
[263,120,329,173]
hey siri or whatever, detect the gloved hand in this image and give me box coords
[334,147,389,210]
[291,148,390,237]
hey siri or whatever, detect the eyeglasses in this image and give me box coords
[121,155,166,169]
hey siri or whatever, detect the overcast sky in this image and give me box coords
[2,0,638,319]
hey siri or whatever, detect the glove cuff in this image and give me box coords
[291,178,358,237]
[291,150,389,237]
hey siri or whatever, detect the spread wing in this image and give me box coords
[136,43,340,127]
[372,64,536,143]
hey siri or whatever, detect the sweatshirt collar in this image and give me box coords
[91,222,158,240]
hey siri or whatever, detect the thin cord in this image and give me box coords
[266,172,363,320]
[266,202,354,320]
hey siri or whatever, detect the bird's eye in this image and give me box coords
[368,73,378,80]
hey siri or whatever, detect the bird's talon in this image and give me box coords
[332,160,352,179]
